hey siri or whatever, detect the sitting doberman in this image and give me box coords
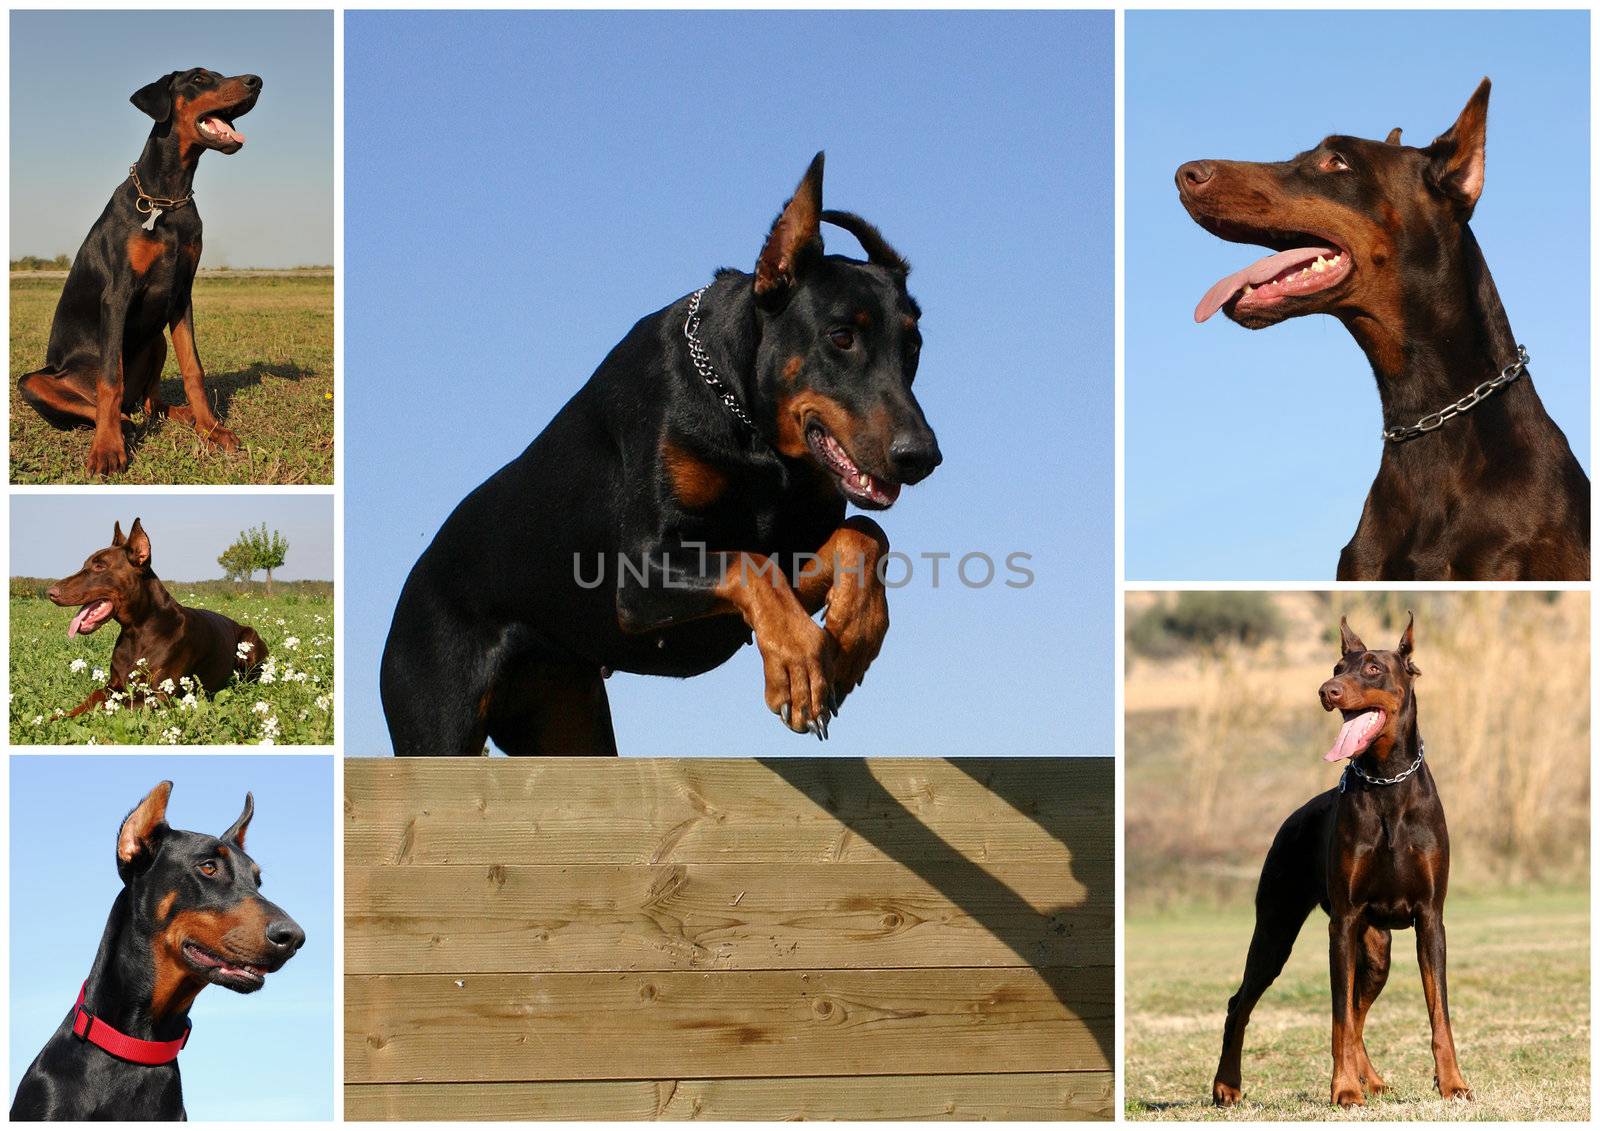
[381,153,940,756]
[17,68,262,476]
[10,782,304,1120]
[49,519,267,717]
[1178,79,1589,580]
[1211,614,1469,1109]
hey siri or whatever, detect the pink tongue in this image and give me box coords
[1194,247,1336,323]
[67,605,93,637]
[1324,709,1384,763]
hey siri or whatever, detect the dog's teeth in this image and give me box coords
[1312,257,1327,273]
[1242,284,1254,295]
[857,473,870,488]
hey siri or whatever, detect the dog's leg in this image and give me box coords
[1352,925,1391,1096]
[129,334,170,419]
[487,661,618,756]
[1329,913,1368,1107]
[791,516,890,704]
[66,687,112,718]
[1212,893,1315,1105]
[1416,907,1472,1100]
[169,304,239,450]
[87,310,130,475]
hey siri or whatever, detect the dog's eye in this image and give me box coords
[198,861,218,877]
[829,328,855,350]
[92,560,106,571]
[1365,663,1381,676]
[1322,152,1350,173]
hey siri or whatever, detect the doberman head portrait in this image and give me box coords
[1174,79,1589,581]
[1319,614,1419,767]
[131,68,261,162]
[9,782,303,1121]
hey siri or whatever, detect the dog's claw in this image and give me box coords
[827,689,840,715]
[780,704,791,726]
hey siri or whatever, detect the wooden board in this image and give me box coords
[344,757,1113,1120]
[345,757,1112,867]
[346,1071,1114,1121]
[345,967,1113,1083]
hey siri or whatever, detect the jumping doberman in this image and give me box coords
[381,153,940,755]
[48,519,267,717]
[10,782,304,1120]
[18,68,262,476]
[1178,79,1589,580]
[1211,614,1469,1109]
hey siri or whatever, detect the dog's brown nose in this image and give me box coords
[1177,160,1214,193]
[1319,680,1343,710]
[47,585,61,602]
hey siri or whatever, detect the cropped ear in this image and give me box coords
[754,151,825,307]
[111,520,127,548]
[125,518,151,568]
[1426,77,1490,215]
[130,73,179,123]
[1338,616,1366,655]
[1397,611,1419,675]
[1385,127,1403,146]
[118,781,173,875]
[221,792,254,849]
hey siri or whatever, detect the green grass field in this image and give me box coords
[1125,889,1589,1121]
[9,271,333,484]
[9,590,334,745]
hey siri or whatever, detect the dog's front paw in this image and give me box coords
[1331,1082,1365,1108]
[202,423,240,452]
[756,613,837,737]
[86,439,128,476]
[1436,1075,1472,1102]
[825,576,887,700]
[1211,1080,1242,1107]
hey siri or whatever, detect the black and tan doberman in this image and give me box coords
[382,153,940,755]
[18,68,261,476]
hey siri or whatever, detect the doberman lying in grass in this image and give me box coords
[48,519,266,717]
[18,69,261,477]
[382,153,940,755]
[1179,79,1589,580]
[1212,615,1469,1109]
[10,782,304,1120]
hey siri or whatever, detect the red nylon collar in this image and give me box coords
[71,981,189,1065]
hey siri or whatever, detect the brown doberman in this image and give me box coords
[18,69,261,476]
[1178,79,1589,580]
[1211,614,1469,1109]
[48,519,267,717]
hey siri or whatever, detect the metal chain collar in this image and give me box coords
[1340,740,1425,793]
[1382,346,1529,443]
[127,166,193,213]
[684,286,760,438]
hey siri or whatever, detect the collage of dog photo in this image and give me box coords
[3,2,1593,1127]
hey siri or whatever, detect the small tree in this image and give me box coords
[219,525,289,594]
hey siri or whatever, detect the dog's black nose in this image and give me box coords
[266,918,305,954]
[241,74,263,91]
[1177,160,1214,191]
[889,433,942,486]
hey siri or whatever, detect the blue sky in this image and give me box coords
[1126,10,1591,581]
[10,495,333,581]
[10,755,334,1120]
[345,11,1114,757]
[10,11,333,268]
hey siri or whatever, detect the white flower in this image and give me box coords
[282,636,300,650]
[70,658,88,673]
[31,715,43,726]
[236,640,254,656]
[161,726,182,745]
[178,693,199,711]
[314,694,331,713]
[158,678,176,694]
[252,701,271,716]
[92,668,106,682]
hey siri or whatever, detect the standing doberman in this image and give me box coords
[1211,614,1469,1109]
[48,518,267,717]
[17,68,262,476]
[1178,79,1589,580]
[381,153,940,756]
[10,782,304,1120]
